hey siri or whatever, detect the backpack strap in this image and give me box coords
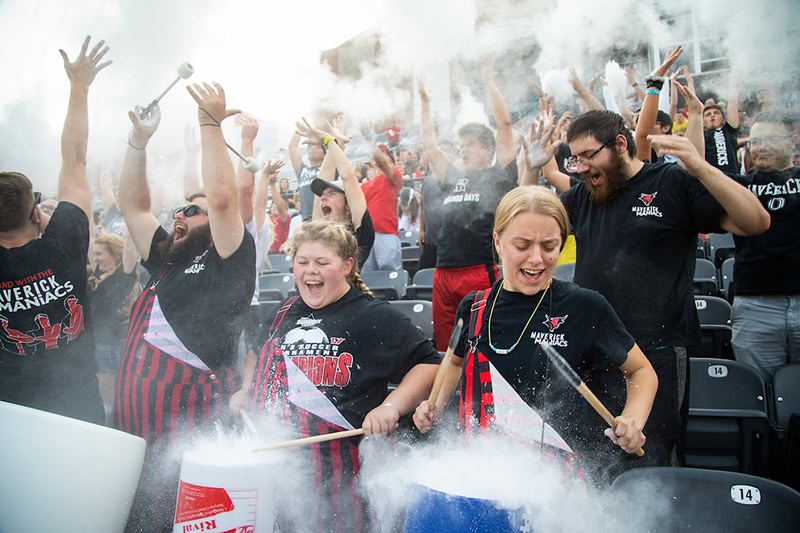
[467,288,491,351]
[268,295,300,340]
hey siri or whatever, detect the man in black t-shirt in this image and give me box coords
[729,113,800,383]
[0,37,110,425]
[289,124,330,220]
[419,58,527,351]
[115,82,256,530]
[542,110,769,467]
[703,102,740,175]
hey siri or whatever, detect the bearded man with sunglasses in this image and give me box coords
[541,109,769,471]
[115,82,256,530]
[0,37,110,425]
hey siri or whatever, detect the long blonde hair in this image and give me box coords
[291,220,372,296]
[89,233,140,317]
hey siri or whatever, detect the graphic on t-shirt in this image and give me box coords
[631,192,663,217]
[278,315,353,389]
[712,129,730,167]
[0,269,85,356]
[443,178,481,205]
[746,178,799,212]
[542,314,568,332]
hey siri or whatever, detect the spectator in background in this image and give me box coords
[88,233,138,421]
[359,121,403,271]
[269,169,291,253]
[289,121,332,220]
[0,36,110,425]
[417,174,442,271]
[673,110,688,136]
[279,177,293,202]
[397,186,420,232]
[386,119,402,152]
[703,73,740,175]
[730,112,799,383]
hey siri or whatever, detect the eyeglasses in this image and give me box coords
[29,191,41,220]
[172,204,208,219]
[566,144,608,167]
[747,135,791,148]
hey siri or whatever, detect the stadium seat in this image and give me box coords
[258,273,296,301]
[771,363,800,489]
[401,246,422,279]
[610,467,800,532]
[684,358,770,475]
[265,252,293,273]
[696,235,708,259]
[361,269,409,301]
[256,300,281,328]
[689,295,733,359]
[693,258,719,296]
[399,230,419,247]
[406,268,435,301]
[388,300,434,342]
[720,257,735,302]
[708,232,736,267]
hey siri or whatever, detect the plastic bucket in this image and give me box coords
[0,400,146,533]
[404,482,527,533]
[173,446,281,533]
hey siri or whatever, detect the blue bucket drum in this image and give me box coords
[404,482,532,533]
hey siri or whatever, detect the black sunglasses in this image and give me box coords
[172,204,208,219]
[29,191,42,220]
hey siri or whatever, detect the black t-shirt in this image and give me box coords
[355,209,375,270]
[454,280,632,451]
[0,202,103,423]
[732,167,800,294]
[102,202,127,238]
[142,227,256,370]
[420,175,443,246]
[560,162,726,351]
[254,287,439,427]
[436,160,518,268]
[89,266,137,346]
[704,123,739,175]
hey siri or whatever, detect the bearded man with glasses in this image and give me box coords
[539,109,769,474]
[0,36,110,425]
[115,81,256,530]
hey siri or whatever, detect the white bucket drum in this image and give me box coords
[0,400,146,533]
[173,445,281,533]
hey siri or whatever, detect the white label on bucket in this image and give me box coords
[730,485,761,505]
[174,481,257,532]
[707,365,728,378]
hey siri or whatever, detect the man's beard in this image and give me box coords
[582,151,629,204]
[156,223,212,264]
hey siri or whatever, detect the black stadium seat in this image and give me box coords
[689,295,733,359]
[406,268,435,301]
[361,269,409,301]
[771,363,800,489]
[258,273,296,301]
[684,358,770,475]
[708,232,736,267]
[693,258,719,296]
[610,467,800,532]
[388,300,434,342]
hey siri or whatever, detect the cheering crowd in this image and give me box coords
[1,35,798,532]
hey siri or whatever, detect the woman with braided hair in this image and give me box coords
[230,219,438,532]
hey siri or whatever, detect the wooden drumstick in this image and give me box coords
[539,342,645,457]
[427,318,464,408]
[251,428,365,452]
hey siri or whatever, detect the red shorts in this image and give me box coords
[432,264,498,351]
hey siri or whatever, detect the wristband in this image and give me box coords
[323,136,337,148]
[199,123,220,127]
[644,74,666,91]
[646,88,661,95]
[127,140,145,151]
[632,82,640,87]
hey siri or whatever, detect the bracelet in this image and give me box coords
[127,140,145,151]
[646,88,661,95]
[199,123,220,127]
[198,107,221,126]
[632,82,640,87]
[323,135,338,148]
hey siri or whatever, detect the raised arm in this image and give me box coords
[98,162,116,214]
[359,120,393,179]
[236,114,259,225]
[675,69,705,158]
[268,171,289,222]
[118,105,161,261]
[726,70,739,130]
[519,114,558,186]
[58,36,112,221]
[418,80,450,181]
[648,134,769,235]
[288,132,303,172]
[183,125,202,198]
[254,159,281,231]
[625,65,647,103]
[634,46,683,161]
[186,82,244,259]
[122,229,137,274]
[568,67,604,111]
[328,139,367,229]
[482,57,517,168]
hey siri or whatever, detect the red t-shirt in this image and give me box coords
[361,166,402,235]
[386,127,401,142]
[269,216,291,253]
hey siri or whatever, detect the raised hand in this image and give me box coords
[237,113,260,143]
[295,117,327,146]
[358,119,376,145]
[263,159,285,178]
[186,82,240,125]
[127,104,161,149]
[325,118,352,145]
[59,35,112,90]
[525,115,559,170]
[652,45,683,77]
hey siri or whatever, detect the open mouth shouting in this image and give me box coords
[173,221,189,241]
[520,267,545,285]
[320,204,332,218]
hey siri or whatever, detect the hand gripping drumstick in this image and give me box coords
[427,318,464,408]
[539,342,645,457]
[138,61,194,118]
